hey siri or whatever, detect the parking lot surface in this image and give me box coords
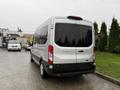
[0,49,120,90]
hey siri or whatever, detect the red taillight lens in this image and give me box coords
[48,45,53,64]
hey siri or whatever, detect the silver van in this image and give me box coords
[30,16,96,78]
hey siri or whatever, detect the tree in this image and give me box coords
[99,22,107,51]
[94,22,99,36]
[93,22,99,50]
[109,18,120,53]
[17,27,22,32]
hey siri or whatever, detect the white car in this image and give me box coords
[25,44,32,51]
[7,40,21,51]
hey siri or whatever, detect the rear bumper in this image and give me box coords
[45,62,96,76]
[8,47,21,50]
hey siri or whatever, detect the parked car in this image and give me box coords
[24,43,32,51]
[30,16,96,78]
[7,40,21,51]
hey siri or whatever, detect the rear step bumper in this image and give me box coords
[45,62,96,76]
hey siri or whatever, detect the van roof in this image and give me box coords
[36,16,93,32]
[51,16,92,23]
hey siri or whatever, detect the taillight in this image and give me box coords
[48,45,53,64]
[67,16,83,20]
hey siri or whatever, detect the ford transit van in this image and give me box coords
[30,16,96,78]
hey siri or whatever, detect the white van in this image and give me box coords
[30,16,96,78]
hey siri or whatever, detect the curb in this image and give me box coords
[95,71,120,86]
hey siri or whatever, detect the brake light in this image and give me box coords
[67,16,83,20]
[48,45,53,64]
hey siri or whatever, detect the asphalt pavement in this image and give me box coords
[0,48,120,90]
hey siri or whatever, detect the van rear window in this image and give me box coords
[55,23,92,47]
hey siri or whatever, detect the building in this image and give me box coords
[0,28,23,47]
[0,27,33,48]
[0,28,9,47]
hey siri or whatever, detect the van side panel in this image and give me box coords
[32,19,52,64]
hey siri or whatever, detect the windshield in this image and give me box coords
[9,41,20,44]
[55,23,92,47]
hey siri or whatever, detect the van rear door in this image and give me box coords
[53,23,76,64]
[53,23,93,64]
[75,25,94,63]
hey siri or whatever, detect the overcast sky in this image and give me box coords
[0,0,120,33]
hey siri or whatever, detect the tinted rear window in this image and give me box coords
[55,23,92,47]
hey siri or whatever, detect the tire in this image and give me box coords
[30,55,34,63]
[40,62,48,79]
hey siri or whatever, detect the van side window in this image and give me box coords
[33,35,36,44]
[34,33,38,44]
[37,25,48,44]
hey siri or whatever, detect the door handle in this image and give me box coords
[78,50,84,52]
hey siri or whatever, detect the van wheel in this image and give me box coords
[30,55,34,63]
[40,62,48,79]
